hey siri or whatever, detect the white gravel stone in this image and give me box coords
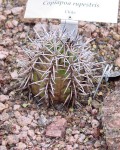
[78,134,86,143]
[14,111,21,118]
[18,131,28,141]
[91,119,100,128]
[68,136,76,144]
[66,145,73,150]
[17,116,32,126]
[38,114,48,126]
[11,7,24,15]
[73,143,79,149]
[22,126,29,131]
[0,112,9,121]
[7,135,19,145]
[0,15,6,22]
[13,105,20,110]
[112,32,120,41]
[16,142,27,149]
[20,32,26,39]
[27,130,35,138]
[10,70,18,79]
[36,135,41,142]
[31,122,37,127]
[94,140,101,148]
[0,95,9,103]
[0,51,9,60]
[0,146,7,150]
[4,10,11,15]
[12,20,19,27]
[34,23,48,32]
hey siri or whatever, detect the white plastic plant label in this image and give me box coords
[25,0,119,23]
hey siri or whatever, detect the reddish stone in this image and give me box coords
[46,118,67,138]
[91,127,100,138]
[92,32,98,38]
[85,24,96,32]
[108,114,120,129]
[102,82,120,150]
[107,138,120,150]
[91,109,98,116]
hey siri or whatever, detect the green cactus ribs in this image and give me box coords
[18,24,103,108]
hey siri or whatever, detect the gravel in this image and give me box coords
[0,1,120,149]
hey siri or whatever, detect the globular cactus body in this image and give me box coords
[18,25,103,107]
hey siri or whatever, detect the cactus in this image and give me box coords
[18,25,103,108]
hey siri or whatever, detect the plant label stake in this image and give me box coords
[60,19,78,38]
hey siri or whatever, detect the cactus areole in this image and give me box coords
[18,26,103,107]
